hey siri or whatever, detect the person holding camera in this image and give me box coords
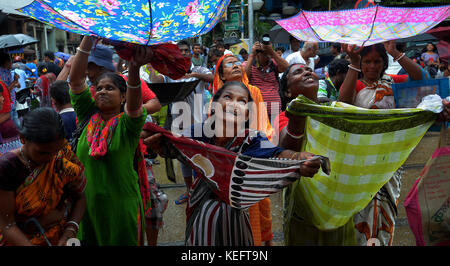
[244,36,289,118]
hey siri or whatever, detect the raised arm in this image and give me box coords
[384,40,423,81]
[56,56,74,81]
[69,36,93,94]
[126,45,154,118]
[338,44,363,104]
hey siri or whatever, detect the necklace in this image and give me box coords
[20,147,33,172]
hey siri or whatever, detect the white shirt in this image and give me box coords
[224,49,233,55]
[385,54,402,75]
[286,51,315,69]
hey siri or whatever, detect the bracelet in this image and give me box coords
[65,226,77,236]
[290,152,300,160]
[76,47,90,56]
[65,221,79,231]
[286,127,304,140]
[126,82,141,89]
[348,64,361,73]
[394,53,406,62]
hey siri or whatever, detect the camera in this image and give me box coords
[262,34,271,45]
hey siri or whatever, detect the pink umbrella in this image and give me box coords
[276,5,450,46]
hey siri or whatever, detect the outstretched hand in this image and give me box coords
[341,44,363,65]
[383,40,401,59]
[129,45,154,68]
[141,131,166,157]
[297,152,321,177]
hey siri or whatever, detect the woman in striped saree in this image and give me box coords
[143,81,322,245]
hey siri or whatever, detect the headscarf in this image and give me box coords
[212,54,274,141]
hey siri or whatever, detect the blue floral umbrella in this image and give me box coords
[17,0,231,45]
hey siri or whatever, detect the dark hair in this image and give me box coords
[209,47,223,58]
[177,40,191,50]
[239,48,248,55]
[0,52,11,67]
[49,80,71,106]
[97,72,127,94]
[192,43,201,49]
[215,41,225,49]
[211,81,254,129]
[275,47,285,53]
[0,83,3,93]
[279,63,304,111]
[360,44,389,79]
[212,81,253,104]
[19,107,65,143]
[44,51,55,60]
[328,59,349,77]
[422,42,437,53]
[37,62,48,73]
[331,43,341,52]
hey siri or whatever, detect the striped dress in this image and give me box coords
[184,126,285,246]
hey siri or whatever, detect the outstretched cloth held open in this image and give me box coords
[142,122,329,210]
[284,96,437,231]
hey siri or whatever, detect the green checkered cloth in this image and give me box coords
[285,96,436,230]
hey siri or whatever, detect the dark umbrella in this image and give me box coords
[223,37,242,46]
[269,24,291,44]
[0,33,38,49]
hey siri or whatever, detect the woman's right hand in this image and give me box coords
[140,131,165,157]
[342,44,363,66]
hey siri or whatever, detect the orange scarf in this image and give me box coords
[13,143,85,246]
[212,54,274,246]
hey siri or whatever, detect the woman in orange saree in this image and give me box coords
[0,108,86,246]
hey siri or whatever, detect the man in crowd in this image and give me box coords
[286,41,318,70]
[191,43,205,67]
[282,35,302,59]
[330,43,345,60]
[317,59,349,103]
[43,51,62,76]
[49,80,76,141]
[244,40,289,119]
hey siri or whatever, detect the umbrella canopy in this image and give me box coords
[0,33,38,49]
[427,26,450,42]
[269,24,292,44]
[17,0,231,46]
[275,5,450,46]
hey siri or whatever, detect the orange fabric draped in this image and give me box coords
[212,54,274,245]
[13,143,85,246]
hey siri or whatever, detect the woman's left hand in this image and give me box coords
[129,45,154,68]
[438,99,450,122]
[383,40,401,59]
[57,229,77,246]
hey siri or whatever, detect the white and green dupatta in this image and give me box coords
[285,96,437,231]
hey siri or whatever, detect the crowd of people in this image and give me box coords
[0,33,449,246]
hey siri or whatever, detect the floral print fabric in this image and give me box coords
[18,0,231,45]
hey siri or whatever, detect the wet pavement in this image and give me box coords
[151,131,442,246]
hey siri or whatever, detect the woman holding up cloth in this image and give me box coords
[69,36,153,246]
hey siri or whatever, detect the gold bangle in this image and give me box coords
[290,152,299,160]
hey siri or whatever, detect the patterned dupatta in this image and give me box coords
[86,113,123,159]
[142,123,313,210]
